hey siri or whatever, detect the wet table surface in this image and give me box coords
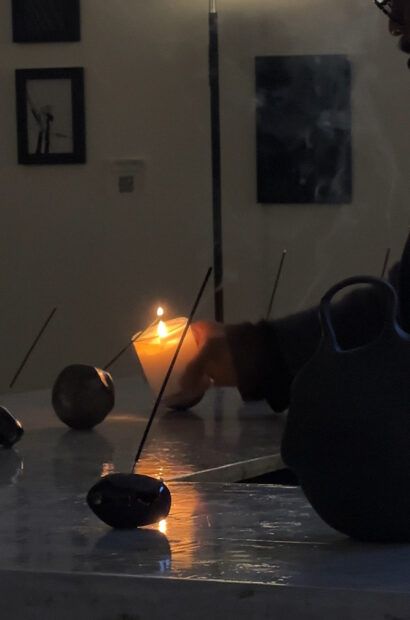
[0,471,409,591]
[0,375,285,481]
[1,377,410,619]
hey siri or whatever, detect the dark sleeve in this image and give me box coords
[226,279,394,413]
[225,321,294,412]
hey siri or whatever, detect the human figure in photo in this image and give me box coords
[27,91,70,154]
[27,93,54,154]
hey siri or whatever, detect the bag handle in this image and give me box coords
[319,275,400,353]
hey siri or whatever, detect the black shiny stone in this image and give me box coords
[0,407,24,448]
[87,473,172,529]
[52,364,114,430]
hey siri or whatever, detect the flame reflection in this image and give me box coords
[155,483,201,569]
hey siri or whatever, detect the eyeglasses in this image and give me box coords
[374,0,403,26]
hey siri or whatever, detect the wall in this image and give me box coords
[0,0,408,393]
[220,0,410,321]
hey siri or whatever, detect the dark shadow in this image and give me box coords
[93,528,171,574]
[240,468,299,486]
[0,448,23,487]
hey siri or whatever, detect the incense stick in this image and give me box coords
[9,307,57,388]
[266,249,287,320]
[132,266,212,471]
[103,316,160,371]
[381,247,391,278]
[103,335,141,371]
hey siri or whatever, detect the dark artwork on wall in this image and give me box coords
[15,67,86,165]
[12,0,80,42]
[255,55,352,204]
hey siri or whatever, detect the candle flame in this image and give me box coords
[158,519,167,534]
[156,306,164,317]
[157,320,167,338]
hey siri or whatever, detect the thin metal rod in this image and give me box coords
[266,250,287,319]
[9,307,57,388]
[132,267,213,471]
[380,247,391,278]
[209,6,223,322]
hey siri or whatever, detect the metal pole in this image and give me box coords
[209,0,224,322]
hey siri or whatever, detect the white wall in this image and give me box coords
[220,0,410,322]
[0,0,409,393]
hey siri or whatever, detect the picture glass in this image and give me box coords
[255,55,352,204]
[26,78,73,155]
[12,0,80,42]
[15,67,85,165]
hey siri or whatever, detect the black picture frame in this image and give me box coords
[12,0,80,43]
[255,55,352,204]
[15,67,86,165]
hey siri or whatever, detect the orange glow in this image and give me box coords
[96,368,110,389]
[157,320,168,339]
[101,462,115,477]
[161,483,201,568]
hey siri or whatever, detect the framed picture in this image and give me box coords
[15,67,86,165]
[255,55,352,204]
[12,0,80,43]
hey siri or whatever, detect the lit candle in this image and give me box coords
[133,312,199,400]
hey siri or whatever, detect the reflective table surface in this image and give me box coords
[0,470,409,591]
[0,375,284,481]
[1,377,410,619]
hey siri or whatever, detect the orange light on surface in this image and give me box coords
[158,519,167,534]
[158,484,201,569]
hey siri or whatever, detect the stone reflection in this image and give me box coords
[93,529,171,574]
[53,429,114,492]
[0,448,23,487]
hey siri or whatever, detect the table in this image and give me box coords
[1,375,285,482]
[1,376,409,619]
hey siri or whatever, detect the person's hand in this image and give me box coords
[163,320,238,409]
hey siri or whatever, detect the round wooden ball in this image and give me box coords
[52,364,114,430]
